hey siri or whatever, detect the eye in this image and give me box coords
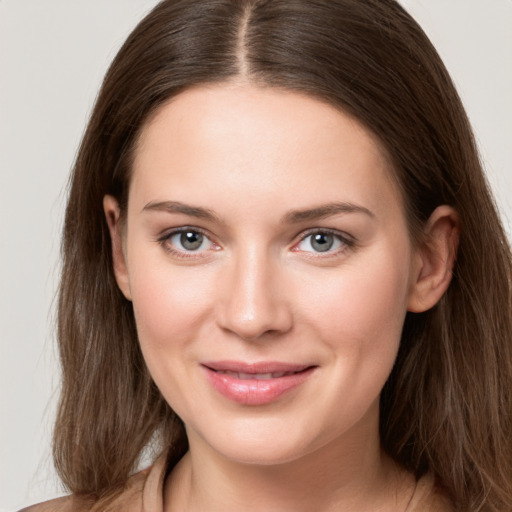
[295,230,352,254]
[172,230,208,251]
[159,228,218,256]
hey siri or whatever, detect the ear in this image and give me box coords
[407,205,460,313]
[103,195,132,301]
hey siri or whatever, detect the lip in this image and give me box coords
[201,360,316,405]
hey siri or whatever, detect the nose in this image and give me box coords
[216,247,293,342]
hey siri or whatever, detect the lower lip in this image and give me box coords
[202,366,315,405]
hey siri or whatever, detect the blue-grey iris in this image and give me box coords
[311,233,334,252]
[181,231,203,250]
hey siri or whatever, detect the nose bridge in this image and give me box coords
[218,243,291,341]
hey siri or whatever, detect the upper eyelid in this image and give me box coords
[156,227,219,260]
[295,227,354,243]
[158,225,212,240]
[292,229,356,256]
[157,226,217,251]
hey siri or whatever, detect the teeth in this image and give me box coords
[254,373,273,380]
[239,372,263,380]
[216,370,293,379]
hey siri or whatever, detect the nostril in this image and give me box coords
[216,301,291,341]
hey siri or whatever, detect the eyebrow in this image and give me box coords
[142,200,221,222]
[282,202,375,224]
[142,200,374,224]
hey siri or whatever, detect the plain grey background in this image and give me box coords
[1,1,511,510]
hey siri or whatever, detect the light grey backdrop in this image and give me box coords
[1,1,511,510]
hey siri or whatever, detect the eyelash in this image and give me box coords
[157,226,219,259]
[294,228,356,256]
[157,227,355,259]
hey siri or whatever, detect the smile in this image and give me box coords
[201,361,316,405]
[214,370,300,380]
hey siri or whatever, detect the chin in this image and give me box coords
[186,413,334,467]
[216,439,313,467]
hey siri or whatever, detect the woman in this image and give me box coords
[23,0,512,511]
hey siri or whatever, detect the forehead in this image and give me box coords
[130,84,401,219]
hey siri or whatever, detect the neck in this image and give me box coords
[164,407,414,512]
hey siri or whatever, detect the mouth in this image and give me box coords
[213,370,306,380]
[201,361,316,405]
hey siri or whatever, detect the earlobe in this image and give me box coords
[407,205,460,313]
[103,195,132,301]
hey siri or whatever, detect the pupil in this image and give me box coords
[181,231,203,250]
[312,233,333,252]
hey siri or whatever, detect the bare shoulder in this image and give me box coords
[18,494,93,512]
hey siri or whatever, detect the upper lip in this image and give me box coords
[201,361,313,374]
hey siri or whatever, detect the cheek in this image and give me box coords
[127,262,219,419]
[129,261,215,357]
[297,246,412,367]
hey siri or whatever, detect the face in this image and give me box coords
[106,84,429,466]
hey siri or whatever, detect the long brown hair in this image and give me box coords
[54,1,512,510]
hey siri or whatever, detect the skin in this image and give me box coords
[104,83,458,511]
